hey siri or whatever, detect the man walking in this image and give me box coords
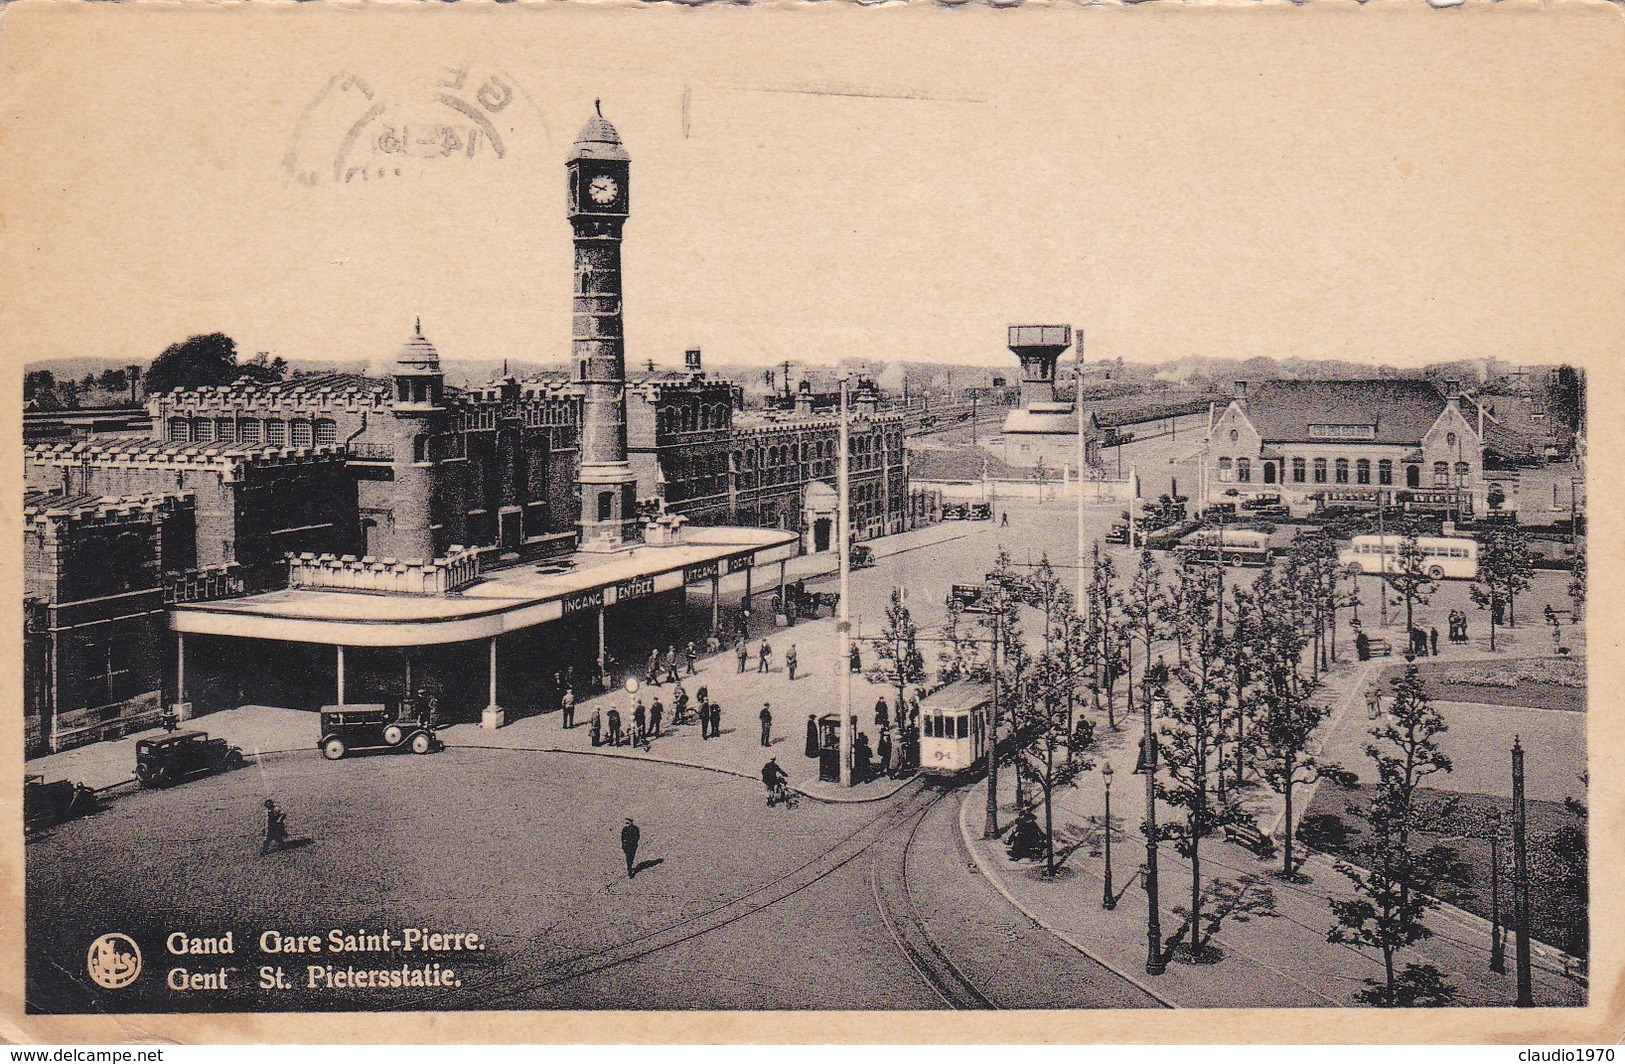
[758,640,773,674]
[561,687,576,729]
[591,705,603,747]
[649,698,663,739]
[785,644,799,681]
[621,818,641,878]
[665,646,681,685]
[607,707,623,747]
[685,641,698,676]
[710,700,723,739]
[736,637,748,674]
[1429,625,1440,657]
[633,700,648,746]
[260,799,289,856]
[698,698,712,740]
[647,648,662,687]
[759,703,773,747]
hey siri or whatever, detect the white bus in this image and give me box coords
[1338,535,1478,581]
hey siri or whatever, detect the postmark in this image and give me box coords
[283,64,546,188]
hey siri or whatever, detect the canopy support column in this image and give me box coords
[482,637,505,729]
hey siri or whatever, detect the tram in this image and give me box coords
[918,681,992,779]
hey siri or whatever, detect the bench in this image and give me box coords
[1366,637,1392,657]
[1224,820,1278,858]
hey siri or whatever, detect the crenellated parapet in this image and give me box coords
[28,439,348,483]
[286,545,482,595]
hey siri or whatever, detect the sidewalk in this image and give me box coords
[454,615,916,803]
[960,725,1586,1008]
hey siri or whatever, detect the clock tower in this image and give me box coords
[568,103,639,551]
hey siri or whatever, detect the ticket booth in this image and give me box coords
[817,713,842,782]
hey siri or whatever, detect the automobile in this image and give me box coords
[849,544,876,569]
[24,774,101,831]
[1104,522,1129,545]
[947,582,998,613]
[941,503,969,521]
[1241,493,1282,510]
[319,702,442,760]
[135,731,245,788]
[966,503,993,521]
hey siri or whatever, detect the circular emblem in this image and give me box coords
[86,933,142,989]
[623,678,640,695]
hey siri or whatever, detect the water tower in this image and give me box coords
[1008,325,1073,409]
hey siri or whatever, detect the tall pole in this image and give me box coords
[1490,823,1506,973]
[1512,736,1533,1005]
[838,375,854,787]
[1378,490,1389,630]
[1076,360,1087,615]
[983,605,1002,838]
[1101,762,1116,909]
[1144,686,1164,975]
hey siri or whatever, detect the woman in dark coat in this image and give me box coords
[805,714,820,758]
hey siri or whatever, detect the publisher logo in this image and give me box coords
[86,933,141,989]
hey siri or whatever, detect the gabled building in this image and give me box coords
[1206,378,1484,513]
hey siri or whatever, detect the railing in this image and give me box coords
[347,442,395,461]
[164,566,246,604]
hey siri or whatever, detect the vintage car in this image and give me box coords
[941,503,969,521]
[849,544,876,570]
[24,774,101,831]
[319,702,442,760]
[135,731,245,788]
[966,502,993,521]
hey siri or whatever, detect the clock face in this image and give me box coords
[588,174,619,206]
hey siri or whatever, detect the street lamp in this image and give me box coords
[1101,760,1116,910]
[838,373,854,787]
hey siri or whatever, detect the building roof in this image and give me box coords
[23,490,189,527]
[1001,405,1100,436]
[571,107,630,163]
[1241,379,1450,445]
[395,322,443,377]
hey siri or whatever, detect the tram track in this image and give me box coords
[425,779,945,1009]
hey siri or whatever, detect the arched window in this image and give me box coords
[1292,457,1306,483]
[314,419,337,446]
[193,418,214,442]
[1446,432,1457,447]
[1229,429,1239,443]
[1237,458,1251,483]
[1217,457,1233,482]
[413,435,430,464]
[1335,458,1349,484]
[1433,461,1449,486]
[1313,458,1328,484]
[290,421,313,447]
[1455,461,1470,483]
[265,419,287,445]
[598,491,614,522]
[1356,458,1371,485]
[215,418,235,442]
[1378,459,1393,486]
[239,420,262,445]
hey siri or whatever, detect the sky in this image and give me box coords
[3,3,1622,375]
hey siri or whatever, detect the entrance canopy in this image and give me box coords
[170,527,798,647]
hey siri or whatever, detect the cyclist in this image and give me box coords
[761,758,791,807]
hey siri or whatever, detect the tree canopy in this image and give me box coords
[144,333,245,394]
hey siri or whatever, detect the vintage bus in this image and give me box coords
[1174,527,1273,567]
[1337,535,1479,581]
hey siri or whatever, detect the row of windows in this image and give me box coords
[657,404,733,435]
[1350,543,1472,559]
[169,417,337,447]
[1217,455,1472,487]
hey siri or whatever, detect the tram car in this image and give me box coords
[918,681,992,779]
[319,702,441,760]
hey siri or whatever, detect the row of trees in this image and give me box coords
[25,334,287,411]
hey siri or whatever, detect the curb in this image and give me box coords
[451,741,913,804]
[954,779,1177,1009]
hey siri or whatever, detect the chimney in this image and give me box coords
[794,380,814,417]
[1234,381,1249,399]
[684,348,702,374]
[1444,379,1461,400]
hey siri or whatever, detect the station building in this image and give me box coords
[1205,378,1485,514]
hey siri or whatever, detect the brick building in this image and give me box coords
[1206,378,1484,513]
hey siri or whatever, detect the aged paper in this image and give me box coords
[2,0,1622,1045]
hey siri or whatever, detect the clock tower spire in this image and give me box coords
[568,105,637,551]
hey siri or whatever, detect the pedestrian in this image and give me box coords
[736,638,748,674]
[607,707,623,747]
[671,684,689,725]
[1001,511,1008,527]
[621,818,641,878]
[888,724,907,777]
[709,701,722,739]
[591,706,603,747]
[696,685,709,711]
[649,698,664,739]
[759,640,773,674]
[759,703,773,746]
[665,646,681,685]
[633,700,647,746]
[1429,626,1440,657]
[1460,613,1471,642]
[877,728,892,775]
[706,631,721,655]
[561,687,576,729]
[786,644,798,681]
[685,641,698,676]
[850,644,862,673]
[161,706,179,732]
[805,714,820,758]
[762,757,790,806]
[260,799,288,856]
[855,732,873,778]
[874,696,890,729]
[697,699,711,740]
[647,648,662,687]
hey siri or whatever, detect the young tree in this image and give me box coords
[1085,543,1124,730]
[866,587,927,729]
[1120,549,1171,725]
[1155,560,1243,958]
[1382,529,1437,644]
[1471,524,1535,650]
[1327,665,1458,1005]
[98,367,129,392]
[1010,648,1095,876]
[24,370,61,410]
[1568,548,1586,621]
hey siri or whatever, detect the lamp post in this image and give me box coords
[1512,736,1533,1005]
[1101,760,1116,910]
[1489,811,1506,974]
[1143,686,1164,975]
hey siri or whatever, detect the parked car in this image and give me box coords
[966,503,993,521]
[135,731,245,788]
[24,774,101,831]
[941,503,969,521]
[319,703,441,760]
[849,544,876,569]
[948,583,999,613]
